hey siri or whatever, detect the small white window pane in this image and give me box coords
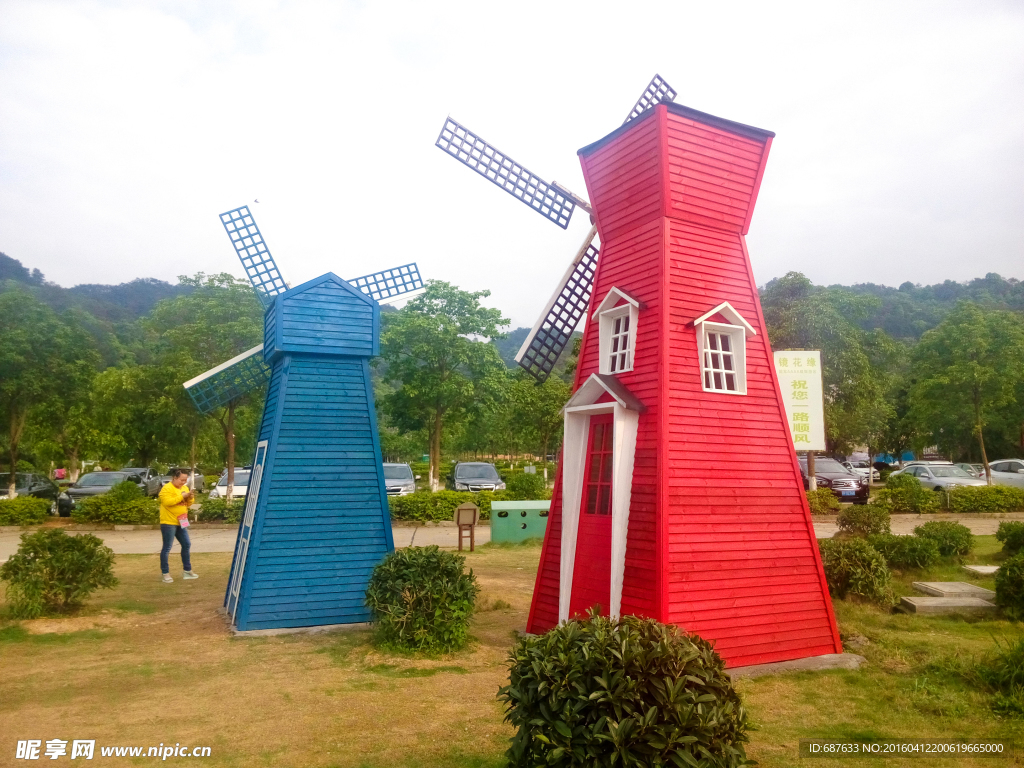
[613,317,621,334]
[708,333,719,351]
[611,337,619,353]
[721,334,731,352]
[725,373,736,390]
[713,372,722,389]
[723,356,733,371]
[622,315,629,332]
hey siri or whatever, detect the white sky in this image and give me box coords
[1,0,1022,329]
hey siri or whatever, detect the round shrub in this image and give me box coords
[913,520,974,557]
[0,497,51,525]
[806,488,840,515]
[996,521,1024,556]
[886,472,921,491]
[504,471,548,500]
[837,503,890,536]
[995,552,1024,621]
[867,533,940,570]
[818,538,894,604]
[197,497,243,523]
[874,474,941,514]
[498,614,750,767]
[0,529,117,618]
[365,545,478,653]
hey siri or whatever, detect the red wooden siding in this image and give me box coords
[528,102,839,666]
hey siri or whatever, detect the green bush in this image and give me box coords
[818,538,893,604]
[71,481,158,525]
[913,520,974,557]
[806,488,840,515]
[365,545,479,653]
[945,485,1024,513]
[197,497,243,523]
[0,529,117,618]
[498,613,750,767]
[504,471,548,500]
[867,533,941,570]
[996,521,1024,556]
[874,473,941,514]
[836,503,890,536]
[995,552,1024,621]
[976,637,1024,715]
[0,497,51,525]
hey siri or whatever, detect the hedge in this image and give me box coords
[945,486,1024,513]
[197,497,243,523]
[818,538,894,605]
[388,488,551,522]
[836,504,890,536]
[874,474,940,514]
[806,488,840,515]
[867,533,940,570]
[0,497,51,526]
[913,520,974,557]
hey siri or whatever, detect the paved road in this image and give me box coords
[1,515,1016,561]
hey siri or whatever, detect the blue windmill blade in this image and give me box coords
[220,206,288,307]
[183,345,271,414]
[347,263,424,303]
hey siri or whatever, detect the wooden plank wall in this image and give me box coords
[236,356,391,630]
[278,280,375,357]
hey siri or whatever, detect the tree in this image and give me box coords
[0,290,98,496]
[147,273,264,500]
[378,281,508,490]
[909,302,1024,482]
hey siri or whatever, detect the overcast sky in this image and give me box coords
[1,0,1022,328]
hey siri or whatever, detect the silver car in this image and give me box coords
[383,463,416,496]
[890,463,987,491]
[989,459,1024,488]
[208,469,250,499]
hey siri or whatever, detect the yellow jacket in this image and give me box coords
[158,482,191,526]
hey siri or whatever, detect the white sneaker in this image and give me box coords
[183,571,199,580]
[162,574,173,583]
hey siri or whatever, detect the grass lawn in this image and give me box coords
[0,537,1022,767]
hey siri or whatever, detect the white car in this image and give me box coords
[989,459,1024,489]
[208,469,250,499]
[890,463,987,491]
[842,461,880,481]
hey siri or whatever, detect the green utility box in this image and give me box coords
[491,500,550,543]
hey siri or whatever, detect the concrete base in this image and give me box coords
[913,581,996,600]
[728,653,865,679]
[899,596,996,614]
[230,622,371,638]
[964,565,1000,576]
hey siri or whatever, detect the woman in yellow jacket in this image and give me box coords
[158,468,199,583]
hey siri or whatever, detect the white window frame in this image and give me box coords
[692,301,757,397]
[593,287,641,376]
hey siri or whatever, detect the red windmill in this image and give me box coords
[437,77,841,668]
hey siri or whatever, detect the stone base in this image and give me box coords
[728,653,865,679]
[899,596,996,614]
[964,565,1000,576]
[913,581,996,600]
[230,622,371,638]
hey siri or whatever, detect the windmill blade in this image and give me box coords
[515,226,600,382]
[220,206,288,307]
[624,74,677,124]
[436,118,576,229]
[347,263,424,304]
[183,344,270,415]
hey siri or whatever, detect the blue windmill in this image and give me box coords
[183,205,424,632]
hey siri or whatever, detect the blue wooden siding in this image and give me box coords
[232,355,393,630]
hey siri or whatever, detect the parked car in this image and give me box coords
[841,460,880,481]
[208,469,251,499]
[0,472,64,515]
[63,471,145,508]
[447,462,506,492]
[383,463,417,496]
[954,462,982,478]
[889,462,987,491]
[156,471,206,493]
[120,467,161,496]
[798,456,869,504]
[988,459,1024,489]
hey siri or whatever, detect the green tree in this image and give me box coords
[909,302,1024,481]
[378,281,508,490]
[0,290,98,496]
[147,273,265,500]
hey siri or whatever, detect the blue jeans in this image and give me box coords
[160,524,192,574]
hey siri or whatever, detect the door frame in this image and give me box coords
[559,396,640,623]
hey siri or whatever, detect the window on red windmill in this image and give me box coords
[593,287,642,376]
[693,302,756,396]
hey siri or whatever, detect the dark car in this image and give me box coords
[798,456,869,504]
[0,472,63,515]
[120,467,161,496]
[63,471,144,508]
[156,471,206,493]
[447,462,506,492]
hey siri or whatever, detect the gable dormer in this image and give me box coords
[691,302,756,395]
[592,287,643,375]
